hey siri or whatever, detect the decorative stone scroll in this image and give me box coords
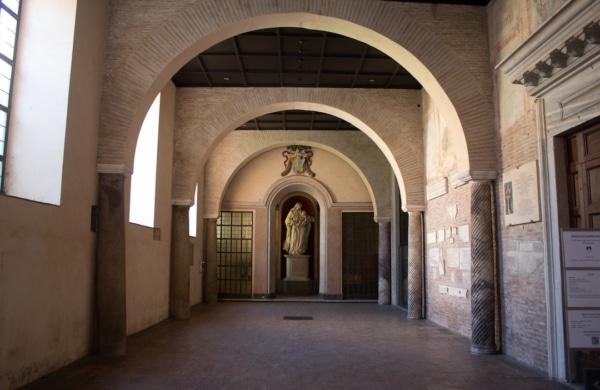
[513,20,599,88]
[281,145,315,177]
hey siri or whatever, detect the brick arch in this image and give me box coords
[173,88,423,209]
[204,135,391,220]
[98,0,495,183]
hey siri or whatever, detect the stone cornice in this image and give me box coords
[497,0,599,96]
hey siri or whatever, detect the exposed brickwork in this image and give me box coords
[425,183,472,337]
[493,106,547,370]
[174,88,423,209]
[487,0,559,372]
[98,0,495,179]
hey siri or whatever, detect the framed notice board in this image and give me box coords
[561,230,600,350]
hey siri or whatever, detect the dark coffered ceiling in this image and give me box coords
[172,0,488,131]
[385,0,489,4]
[172,28,422,89]
[236,110,358,131]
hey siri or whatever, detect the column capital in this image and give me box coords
[404,205,426,213]
[172,199,194,207]
[97,163,133,176]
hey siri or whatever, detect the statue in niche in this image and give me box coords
[281,145,316,177]
[283,203,315,256]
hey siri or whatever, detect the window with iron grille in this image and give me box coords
[216,211,253,297]
[0,0,21,189]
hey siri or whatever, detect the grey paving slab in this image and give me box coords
[25,302,568,390]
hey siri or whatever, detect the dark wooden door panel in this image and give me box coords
[565,122,600,381]
[567,124,600,229]
[342,212,378,299]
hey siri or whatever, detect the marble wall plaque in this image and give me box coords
[446,248,459,268]
[437,229,445,242]
[458,224,469,242]
[428,248,440,266]
[459,248,471,270]
[503,160,541,226]
[426,231,437,245]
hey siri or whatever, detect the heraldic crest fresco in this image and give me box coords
[281,145,316,177]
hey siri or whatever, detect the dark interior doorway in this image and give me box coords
[278,193,319,295]
[564,121,600,382]
[342,212,378,299]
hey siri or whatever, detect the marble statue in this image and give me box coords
[283,203,314,256]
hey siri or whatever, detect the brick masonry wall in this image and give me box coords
[174,88,423,209]
[98,0,496,180]
[425,183,472,337]
[488,0,567,372]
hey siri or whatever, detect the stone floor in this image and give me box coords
[27,302,568,390]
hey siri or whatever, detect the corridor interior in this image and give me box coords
[2,1,599,388]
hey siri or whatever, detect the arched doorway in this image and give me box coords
[278,193,319,296]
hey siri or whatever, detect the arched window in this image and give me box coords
[189,185,198,237]
[0,0,21,188]
[2,0,78,204]
[129,94,160,227]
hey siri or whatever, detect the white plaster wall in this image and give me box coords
[125,82,175,335]
[0,1,109,387]
[223,147,370,204]
[4,0,77,204]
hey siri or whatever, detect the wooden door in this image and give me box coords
[567,123,600,228]
[565,122,600,381]
[342,212,378,299]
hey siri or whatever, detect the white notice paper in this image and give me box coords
[568,310,600,349]
[566,270,600,308]
[563,230,600,268]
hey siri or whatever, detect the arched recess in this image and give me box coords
[204,132,392,221]
[172,89,424,210]
[98,1,496,189]
[262,175,336,296]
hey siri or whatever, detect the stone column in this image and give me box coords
[96,173,127,356]
[204,218,218,303]
[170,205,192,319]
[470,181,496,355]
[378,221,391,305]
[407,211,423,320]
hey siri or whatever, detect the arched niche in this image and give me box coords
[263,176,335,296]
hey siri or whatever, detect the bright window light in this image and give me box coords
[0,0,21,189]
[129,94,160,227]
[189,185,198,237]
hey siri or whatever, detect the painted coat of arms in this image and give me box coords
[281,145,315,177]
